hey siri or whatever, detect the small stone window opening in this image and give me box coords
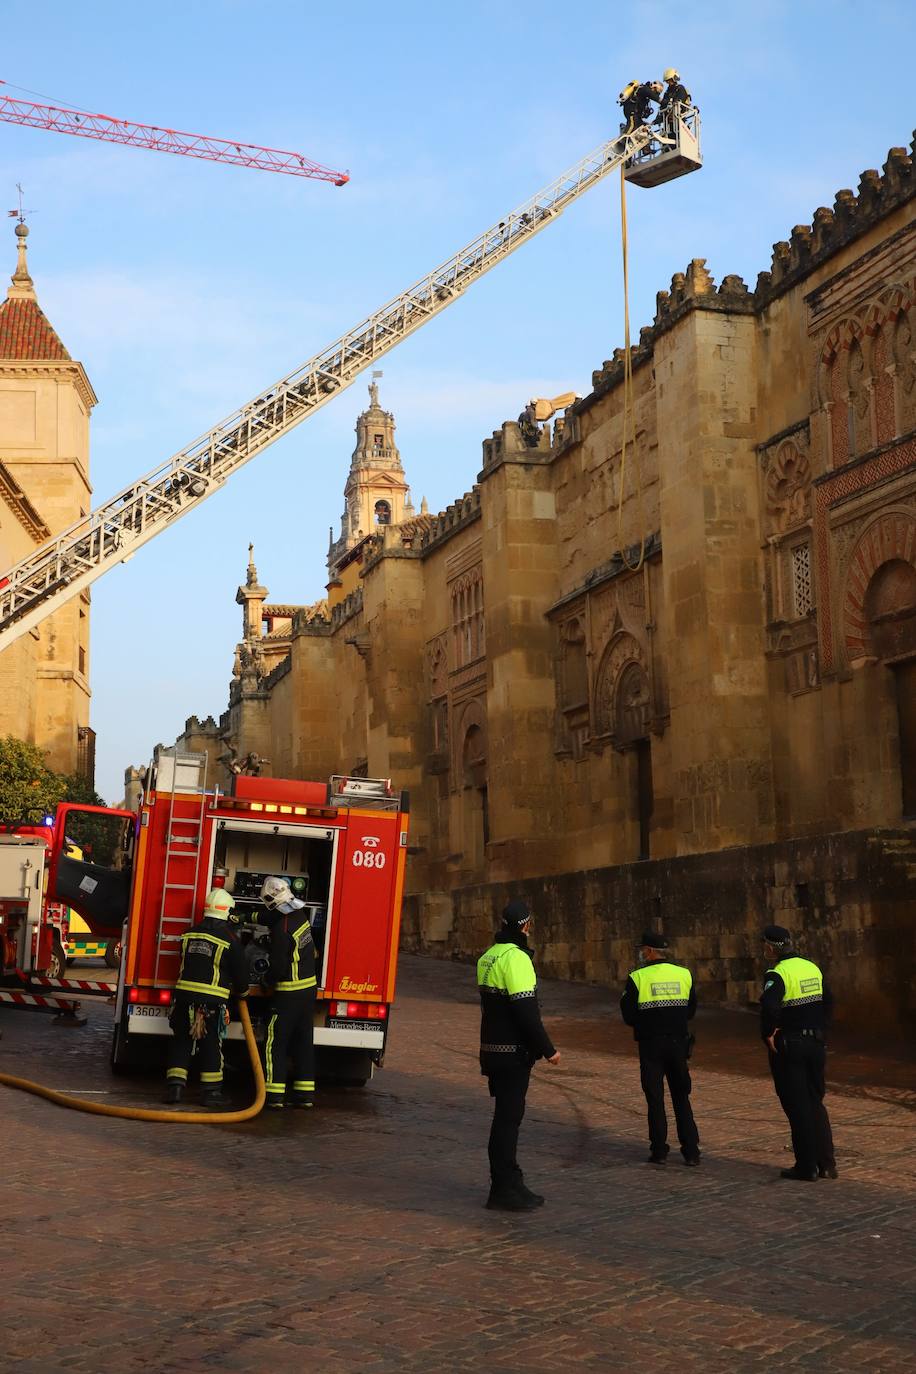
[791,544,813,617]
[374,499,391,526]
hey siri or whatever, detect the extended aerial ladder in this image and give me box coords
[0,112,701,648]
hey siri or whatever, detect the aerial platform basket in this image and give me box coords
[624,109,702,188]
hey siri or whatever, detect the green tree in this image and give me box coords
[0,735,64,822]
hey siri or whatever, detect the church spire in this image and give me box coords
[7,222,36,303]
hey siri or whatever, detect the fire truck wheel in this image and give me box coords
[104,939,121,970]
[48,935,67,980]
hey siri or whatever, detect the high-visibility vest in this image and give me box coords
[477,942,537,998]
[769,956,823,1008]
[275,918,317,992]
[629,961,692,1009]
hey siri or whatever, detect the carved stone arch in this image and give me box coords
[594,631,647,739]
[615,660,652,746]
[842,509,916,663]
[455,697,488,786]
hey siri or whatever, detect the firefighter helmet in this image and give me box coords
[663,67,679,82]
[203,887,236,922]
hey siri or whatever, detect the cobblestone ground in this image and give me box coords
[1,953,914,1373]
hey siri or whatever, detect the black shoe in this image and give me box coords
[818,1164,839,1179]
[163,1082,183,1105]
[291,1097,314,1110]
[201,1089,230,1109]
[647,1152,668,1166]
[684,1154,701,1167]
[512,1180,545,1206]
[780,1166,818,1181]
[265,1097,286,1110]
[486,1186,540,1212]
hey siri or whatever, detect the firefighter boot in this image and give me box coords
[485,1183,540,1212]
[201,1087,230,1109]
[163,1080,183,1105]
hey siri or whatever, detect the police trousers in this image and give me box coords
[166,998,226,1087]
[639,1036,700,1158]
[265,988,316,1102]
[487,1063,531,1187]
[769,1034,835,1174]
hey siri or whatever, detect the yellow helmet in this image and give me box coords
[203,887,236,922]
[663,67,679,82]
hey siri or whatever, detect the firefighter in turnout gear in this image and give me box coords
[260,876,318,1109]
[620,932,700,1166]
[164,888,250,1107]
[477,898,560,1212]
[760,925,837,1182]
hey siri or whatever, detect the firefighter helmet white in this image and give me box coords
[663,67,679,82]
[260,875,294,910]
[203,887,235,921]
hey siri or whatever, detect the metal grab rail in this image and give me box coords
[0,125,655,648]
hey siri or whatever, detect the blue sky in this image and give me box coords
[1,0,913,801]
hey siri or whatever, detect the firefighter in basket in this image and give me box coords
[260,875,318,1110]
[164,888,250,1107]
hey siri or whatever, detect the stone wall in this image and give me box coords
[401,826,916,1034]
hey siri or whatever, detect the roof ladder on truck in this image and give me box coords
[153,749,209,988]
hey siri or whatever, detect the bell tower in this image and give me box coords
[327,379,413,579]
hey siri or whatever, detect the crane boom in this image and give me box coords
[0,83,349,184]
[0,122,682,649]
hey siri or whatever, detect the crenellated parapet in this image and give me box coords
[754,138,914,305]
[417,486,482,555]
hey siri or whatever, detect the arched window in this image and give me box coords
[374,499,391,526]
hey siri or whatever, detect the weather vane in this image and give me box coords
[8,183,33,224]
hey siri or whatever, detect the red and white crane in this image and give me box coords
[0,80,349,184]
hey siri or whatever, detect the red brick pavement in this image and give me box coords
[0,953,914,1372]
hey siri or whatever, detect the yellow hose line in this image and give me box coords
[616,163,646,574]
[0,999,266,1125]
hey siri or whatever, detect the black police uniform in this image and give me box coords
[620,946,700,1164]
[760,936,836,1180]
[478,908,555,1209]
[264,904,318,1107]
[166,915,249,1102]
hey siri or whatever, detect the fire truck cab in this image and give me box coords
[106,751,409,1085]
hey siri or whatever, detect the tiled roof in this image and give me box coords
[0,296,71,360]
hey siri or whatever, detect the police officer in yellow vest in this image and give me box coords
[478,899,560,1211]
[620,932,700,1166]
[260,876,318,1109]
[761,925,837,1182]
[165,888,250,1107]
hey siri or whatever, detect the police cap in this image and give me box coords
[640,931,669,950]
[762,924,792,947]
[502,898,530,927]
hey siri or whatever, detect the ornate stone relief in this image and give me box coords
[425,633,448,700]
[594,631,647,740]
[763,437,812,536]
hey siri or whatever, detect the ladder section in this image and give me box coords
[152,750,209,987]
[0,123,659,649]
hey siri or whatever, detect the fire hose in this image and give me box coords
[0,998,265,1123]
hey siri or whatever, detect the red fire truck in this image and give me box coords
[43,751,409,1083]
